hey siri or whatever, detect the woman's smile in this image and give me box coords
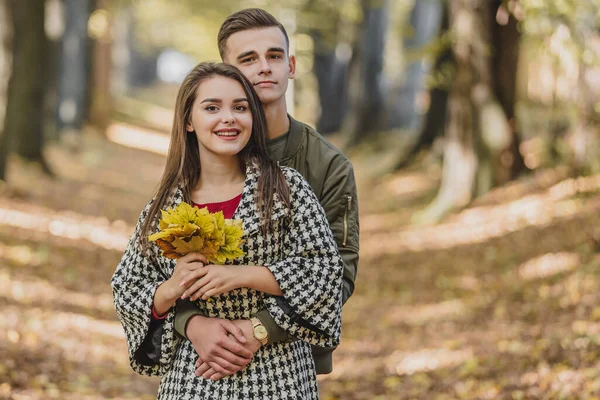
[214,128,241,140]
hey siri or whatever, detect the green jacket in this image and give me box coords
[175,116,359,374]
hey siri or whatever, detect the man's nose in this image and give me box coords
[258,58,272,74]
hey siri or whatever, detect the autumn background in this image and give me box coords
[1,0,600,399]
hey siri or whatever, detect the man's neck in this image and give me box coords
[263,99,290,140]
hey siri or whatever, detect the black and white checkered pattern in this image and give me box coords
[111,165,344,399]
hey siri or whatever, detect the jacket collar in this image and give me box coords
[281,115,305,160]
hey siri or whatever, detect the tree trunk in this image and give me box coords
[311,28,350,134]
[88,3,113,130]
[340,0,388,148]
[394,2,451,171]
[5,0,51,173]
[387,0,444,131]
[489,0,526,182]
[413,36,477,224]
[416,0,518,223]
[0,0,13,181]
[56,0,92,135]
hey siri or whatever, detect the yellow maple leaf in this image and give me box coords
[148,202,245,263]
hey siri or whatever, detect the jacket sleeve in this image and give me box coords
[174,299,207,339]
[318,157,359,304]
[110,201,181,376]
[261,169,344,348]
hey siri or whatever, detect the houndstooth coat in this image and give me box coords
[111,165,344,400]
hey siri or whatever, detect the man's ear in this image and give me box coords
[288,55,296,79]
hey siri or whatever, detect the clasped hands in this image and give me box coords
[166,252,261,381]
[166,252,244,302]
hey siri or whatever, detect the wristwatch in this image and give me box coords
[250,317,269,346]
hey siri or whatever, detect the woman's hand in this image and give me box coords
[180,265,247,301]
[167,252,210,297]
[153,252,209,316]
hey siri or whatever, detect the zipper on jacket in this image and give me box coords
[343,195,352,247]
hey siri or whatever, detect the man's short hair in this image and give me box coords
[218,8,290,59]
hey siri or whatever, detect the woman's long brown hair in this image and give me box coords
[140,62,290,251]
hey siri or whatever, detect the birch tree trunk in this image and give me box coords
[415,0,521,223]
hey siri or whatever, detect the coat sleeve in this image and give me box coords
[262,168,344,348]
[110,200,181,376]
[319,157,359,304]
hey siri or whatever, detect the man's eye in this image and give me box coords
[242,58,255,63]
[269,54,281,59]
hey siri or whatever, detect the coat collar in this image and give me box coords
[281,115,305,161]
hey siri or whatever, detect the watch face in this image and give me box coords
[254,325,268,340]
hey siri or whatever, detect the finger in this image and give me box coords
[216,340,254,365]
[182,276,213,299]
[185,252,209,264]
[195,362,211,377]
[184,261,205,272]
[209,372,226,380]
[207,358,238,375]
[223,320,248,345]
[201,287,222,301]
[215,345,253,367]
[180,269,210,292]
[180,267,209,287]
[191,281,216,301]
[179,252,203,263]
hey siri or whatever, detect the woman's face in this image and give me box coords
[186,76,253,159]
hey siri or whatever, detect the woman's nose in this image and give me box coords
[221,113,235,124]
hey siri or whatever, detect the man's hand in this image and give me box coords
[186,315,254,379]
[195,319,261,380]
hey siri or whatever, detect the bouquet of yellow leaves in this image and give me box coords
[148,202,245,264]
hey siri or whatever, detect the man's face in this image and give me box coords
[222,27,295,106]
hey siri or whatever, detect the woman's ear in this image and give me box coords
[186,122,194,132]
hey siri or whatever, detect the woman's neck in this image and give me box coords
[196,153,245,192]
[263,99,290,140]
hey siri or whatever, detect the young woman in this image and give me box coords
[111,62,343,399]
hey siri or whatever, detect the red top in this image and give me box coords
[192,193,243,219]
[151,192,243,320]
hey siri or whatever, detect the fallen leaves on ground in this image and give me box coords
[1,130,600,399]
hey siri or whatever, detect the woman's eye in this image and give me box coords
[205,106,218,111]
[235,105,247,112]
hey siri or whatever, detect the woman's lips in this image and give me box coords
[213,129,241,140]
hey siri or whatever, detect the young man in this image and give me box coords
[175,8,359,379]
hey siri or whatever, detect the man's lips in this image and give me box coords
[254,80,277,86]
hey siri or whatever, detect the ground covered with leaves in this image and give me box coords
[1,129,599,400]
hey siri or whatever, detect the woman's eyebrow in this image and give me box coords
[233,98,248,103]
[200,98,222,104]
